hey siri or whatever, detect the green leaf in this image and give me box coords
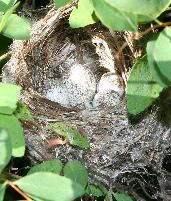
[0,183,7,201]
[14,172,85,201]
[27,160,63,175]
[86,184,104,197]
[146,33,168,87]
[51,122,90,149]
[0,114,25,157]
[0,0,17,12]
[0,2,19,32]
[113,193,133,201]
[0,129,12,173]
[105,0,171,23]
[0,83,21,115]
[0,14,31,40]
[126,55,163,115]
[64,160,88,188]
[0,106,12,115]
[69,0,96,28]
[151,27,171,86]
[53,0,71,8]
[14,102,33,122]
[92,0,137,32]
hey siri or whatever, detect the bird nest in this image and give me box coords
[2,3,171,200]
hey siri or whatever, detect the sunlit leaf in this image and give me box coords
[0,83,21,115]
[1,14,31,39]
[14,173,85,201]
[92,0,137,31]
[113,192,133,201]
[126,55,163,114]
[51,122,90,149]
[86,184,104,197]
[0,0,17,12]
[69,0,96,28]
[64,160,88,188]
[0,2,19,32]
[151,27,171,86]
[14,102,33,122]
[0,183,7,201]
[0,114,25,157]
[27,160,63,175]
[105,0,171,22]
[0,129,12,173]
[146,33,168,88]
[53,0,71,8]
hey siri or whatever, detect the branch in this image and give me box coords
[115,21,171,58]
[0,51,11,62]
[4,179,32,201]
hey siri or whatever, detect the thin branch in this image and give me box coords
[140,21,171,38]
[115,21,171,58]
[0,51,11,62]
[3,171,22,180]
[4,179,32,201]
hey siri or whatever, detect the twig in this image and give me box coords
[140,21,171,37]
[0,51,11,62]
[4,179,32,201]
[3,171,22,180]
[115,21,171,58]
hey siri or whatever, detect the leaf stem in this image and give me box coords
[3,171,22,180]
[4,179,32,201]
[116,21,171,58]
[0,51,11,62]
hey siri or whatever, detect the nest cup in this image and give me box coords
[3,4,126,113]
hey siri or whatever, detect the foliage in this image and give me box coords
[1,0,171,200]
[0,83,25,157]
[14,101,34,122]
[0,183,6,201]
[64,160,88,188]
[0,129,12,174]
[14,172,85,201]
[69,0,96,28]
[126,27,171,114]
[27,160,63,175]
[0,0,31,39]
[54,0,71,8]
[58,0,171,31]
[0,82,21,114]
[86,184,105,197]
[48,122,90,149]
[126,55,163,114]
[147,28,171,87]
[113,193,133,201]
